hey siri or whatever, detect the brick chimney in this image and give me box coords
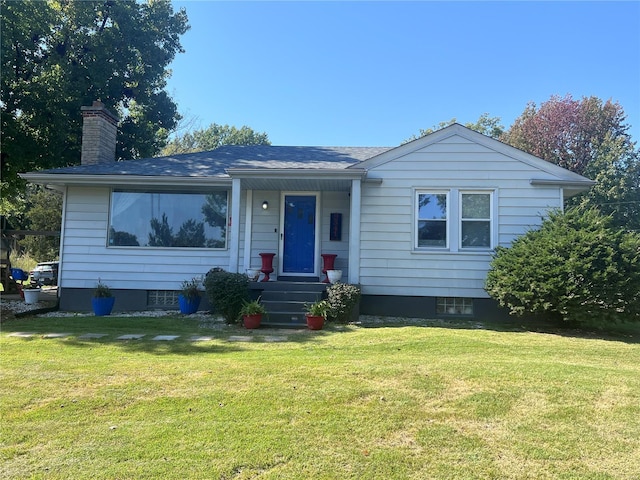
[80,100,118,165]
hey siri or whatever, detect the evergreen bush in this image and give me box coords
[204,268,250,324]
[485,208,640,327]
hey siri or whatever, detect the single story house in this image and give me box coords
[22,101,594,319]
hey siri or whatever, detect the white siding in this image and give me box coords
[60,187,230,290]
[242,190,281,272]
[359,135,564,298]
[320,191,350,276]
[240,190,350,277]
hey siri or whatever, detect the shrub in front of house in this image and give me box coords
[204,268,250,324]
[485,207,640,327]
[327,282,361,323]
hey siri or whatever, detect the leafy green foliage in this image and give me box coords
[93,280,112,298]
[162,123,270,155]
[203,268,250,324]
[326,283,361,323]
[567,134,640,232]
[407,113,505,142]
[180,278,201,300]
[305,299,331,318]
[239,298,267,316]
[1,0,189,195]
[485,208,640,327]
[20,187,62,261]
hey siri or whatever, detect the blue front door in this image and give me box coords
[282,195,316,274]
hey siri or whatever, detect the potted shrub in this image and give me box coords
[239,298,266,329]
[92,280,115,316]
[178,277,202,314]
[305,299,331,330]
[22,283,41,305]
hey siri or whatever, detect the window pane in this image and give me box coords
[109,191,227,248]
[461,221,490,247]
[418,220,446,247]
[418,194,447,219]
[462,193,490,219]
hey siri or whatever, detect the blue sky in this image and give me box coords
[167,1,640,147]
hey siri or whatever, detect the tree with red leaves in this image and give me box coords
[503,95,639,231]
[502,95,631,175]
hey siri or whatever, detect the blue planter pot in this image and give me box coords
[178,294,201,315]
[92,297,115,316]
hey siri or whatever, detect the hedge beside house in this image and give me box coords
[485,208,640,327]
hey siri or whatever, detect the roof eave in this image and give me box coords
[20,173,232,188]
[226,168,367,180]
[530,178,595,196]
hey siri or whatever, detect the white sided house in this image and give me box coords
[22,102,594,321]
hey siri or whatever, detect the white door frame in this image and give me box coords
[278,191,321,277]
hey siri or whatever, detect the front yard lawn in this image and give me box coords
[1,315,639,479]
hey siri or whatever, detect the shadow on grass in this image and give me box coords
[62,336,246,355]
[0,314,332,355]
[355,315,640,345]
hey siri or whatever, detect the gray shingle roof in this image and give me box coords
[41,145,392,177]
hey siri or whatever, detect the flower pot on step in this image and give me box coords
[243,314,262,329]
[327,269,343,284]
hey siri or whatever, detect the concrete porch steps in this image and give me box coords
[250,280,327,327]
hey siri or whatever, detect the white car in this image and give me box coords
[29,262,59,286]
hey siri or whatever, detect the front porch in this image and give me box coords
[226,169,370,286]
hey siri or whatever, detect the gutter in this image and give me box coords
[19,173,232,188]
[226,168,368,180]
[530,178,596,188]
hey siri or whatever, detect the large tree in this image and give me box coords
[502,95,639,231]
[501,95,631,175]
[162,123,271,155]
[1,0,190,195]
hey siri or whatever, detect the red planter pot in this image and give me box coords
[243,314,262,329]
[306,314,325,330]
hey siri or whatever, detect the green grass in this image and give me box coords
[1,315,639,479]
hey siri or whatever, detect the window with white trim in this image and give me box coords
[460,192,492,249]
[108,190,228,248]
[416,192,448,248]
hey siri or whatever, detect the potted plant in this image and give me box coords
[178,277,202,314]
[22,282,41,305]
[92,280,115,316]
[239,298,266,329]
[245,268,260,282]
[327,269,343,284]
[305,299,331,330]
